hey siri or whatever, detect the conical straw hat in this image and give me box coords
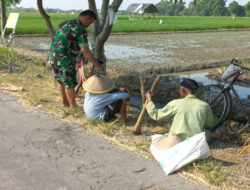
[83,74,114,94]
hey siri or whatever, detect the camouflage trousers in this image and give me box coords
[50,56,77,88]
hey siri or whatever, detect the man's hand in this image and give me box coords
[119,88,130,101]
[95,64,105,73]
[145,91,153,102]
[119,87,129,93]
[81,47,105,73]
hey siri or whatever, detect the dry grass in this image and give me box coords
[209,60,250,81]
[0,47,249,190]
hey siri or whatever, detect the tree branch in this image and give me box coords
[0,0,6,38]
[88,0,100,50]
[110,0,123,12]
[100,0,110,29]
[37,0,55,42]
[95,0,122,58]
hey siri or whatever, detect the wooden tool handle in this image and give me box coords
[149,75,162,92]
[133,75,162,135]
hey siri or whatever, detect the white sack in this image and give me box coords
[150,132,211,175]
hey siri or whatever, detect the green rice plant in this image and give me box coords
[112,16,250,33]
[3,13,250,34]
[14,13,77,34]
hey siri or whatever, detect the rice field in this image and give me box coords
[5,13,250,34]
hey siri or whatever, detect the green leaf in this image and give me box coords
[174,0,196,6]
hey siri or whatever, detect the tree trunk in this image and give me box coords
[0,0,6,38]
[88,0,123,59]
[37,0,55,42]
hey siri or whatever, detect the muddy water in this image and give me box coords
[13,32,250,121]
[106,31,250,73]
[117,71,250,101]
[177,72,250,99]
[126,72,250,121]
[14,30,250,73]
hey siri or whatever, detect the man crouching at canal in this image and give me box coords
[83,74,130,123]
[145,78,220,150]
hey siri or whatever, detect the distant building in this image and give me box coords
[126,3,159,20]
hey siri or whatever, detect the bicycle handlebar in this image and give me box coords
[230,59,250,71]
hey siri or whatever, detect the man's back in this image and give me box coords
[49,19,88,58]
[168,94,213,141]
[84,92,129,120]
[146,94,213,141]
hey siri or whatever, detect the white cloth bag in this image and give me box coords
[221,64,241,82]
[150,132,211,175]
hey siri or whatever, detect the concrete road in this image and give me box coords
[0,92,208,190]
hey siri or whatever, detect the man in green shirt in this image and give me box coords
[146,78,219,150]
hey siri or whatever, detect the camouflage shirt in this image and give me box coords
[47,19,89,88]
[48,18,89,65]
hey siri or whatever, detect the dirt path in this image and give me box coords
[0,92,209,190]
[14,30,250,74]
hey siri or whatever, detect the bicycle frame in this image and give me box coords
[228,72,250,124]
[196,59,250,132]
[209,63,250,124]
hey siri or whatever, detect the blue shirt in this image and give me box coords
[84,92,129,120]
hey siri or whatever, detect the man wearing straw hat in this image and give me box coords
[145,78,221,150]
[83,74,130,123]
[48,10,104,107]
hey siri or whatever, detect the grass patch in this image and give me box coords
[180,158,230,189]
[195,159,229,185]
[4,13,250,34]
[0,46,248,189]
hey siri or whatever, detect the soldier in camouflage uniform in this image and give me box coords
[48,10,104,107]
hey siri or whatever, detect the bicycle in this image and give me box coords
[196,59,250,132]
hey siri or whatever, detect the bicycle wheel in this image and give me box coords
[196,84,232,131]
